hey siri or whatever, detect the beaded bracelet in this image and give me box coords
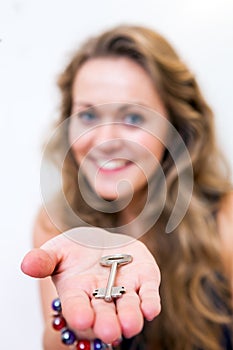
[51,298,117,350]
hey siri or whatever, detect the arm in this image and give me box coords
[22,209,161,348]
[32,208,68,350]
[218,192,233,296]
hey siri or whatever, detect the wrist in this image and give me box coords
[51,298,121,349]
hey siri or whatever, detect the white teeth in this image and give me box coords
[97,159,128,170]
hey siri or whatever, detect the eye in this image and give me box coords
[77,111,97,124]
[124,113,144,126]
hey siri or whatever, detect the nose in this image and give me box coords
[93,123,123,152]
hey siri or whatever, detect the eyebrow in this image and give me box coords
[72,101,93,109]
[72,101,152,110]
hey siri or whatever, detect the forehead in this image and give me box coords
[73,56,150,87]
[71,57,166,114]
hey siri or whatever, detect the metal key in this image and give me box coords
[93,254,133,302]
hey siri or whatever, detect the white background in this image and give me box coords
[0,1,233,349]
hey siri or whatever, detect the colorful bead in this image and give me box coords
[52,298,62,312]
[93,338,103,349]
[51,299,110,349]
[77,339,91,350]
[52,315,66,330]
[61,328,77,345]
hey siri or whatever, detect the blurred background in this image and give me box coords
[0,0,232,348]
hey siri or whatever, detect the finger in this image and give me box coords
[61,291,95,331]
[139,280,161,321]
[91,298,122,344]
[116,290,144,338]
[21,235,66,278]
[21,248,58,278]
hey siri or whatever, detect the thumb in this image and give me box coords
[21,247,58,278]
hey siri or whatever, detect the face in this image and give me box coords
[69,57,168,201]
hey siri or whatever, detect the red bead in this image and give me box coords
[77,340,91,350]
[52,315,66,330]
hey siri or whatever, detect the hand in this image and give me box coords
[21,227,161,344]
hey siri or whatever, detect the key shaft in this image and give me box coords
[104,260,118,301]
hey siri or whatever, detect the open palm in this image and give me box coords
[21,227,161,344]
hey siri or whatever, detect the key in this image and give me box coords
[93,254,133,302]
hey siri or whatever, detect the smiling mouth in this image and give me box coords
[96,159,132,171]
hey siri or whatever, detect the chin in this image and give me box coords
[96,191,118,201]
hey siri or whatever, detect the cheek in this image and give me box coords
[68,121,94,164]
[70,143,82,165]
[129,131,165,161]
[136,135,165,183]
[146,136,165,161]
[69,135,91,164]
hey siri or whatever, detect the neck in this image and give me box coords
[116,187,148,237]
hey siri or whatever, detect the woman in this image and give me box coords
[21,25,233,349]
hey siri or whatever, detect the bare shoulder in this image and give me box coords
[218,191,233,231]
[217,191,233,274]
[33,207,61,248]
